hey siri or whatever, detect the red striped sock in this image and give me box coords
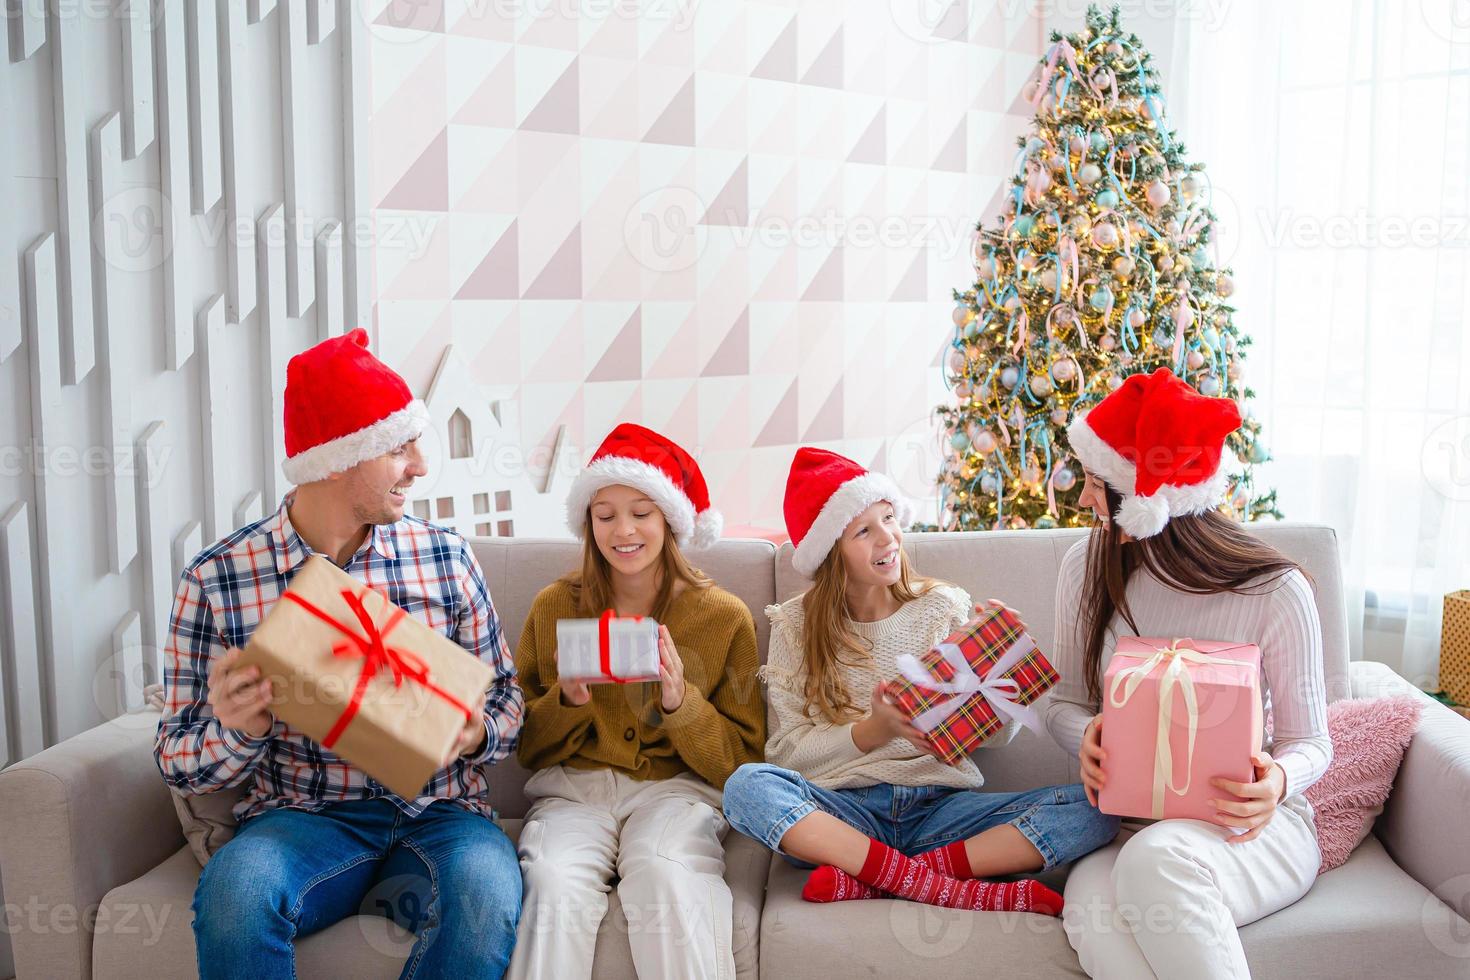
[801,840,974,901]
[801,840,1062,916]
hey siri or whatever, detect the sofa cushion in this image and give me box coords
[755,835,1470,980]
[1304,694,1422,872]
[1238,835,1470,979]
[92,818,771,980]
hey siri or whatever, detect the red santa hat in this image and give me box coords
[784,447,914,578]
[1065,367,1242,539]
[565,423,723,550]
[280,328,431,485]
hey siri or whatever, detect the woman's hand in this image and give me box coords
[1210,750,1287,843]
[853,681,943,760]
[657,624,686,714]
[1080,713,1107,806]
[557,675,592,707]
[975,598,1024,628]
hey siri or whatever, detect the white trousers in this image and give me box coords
[506,765,734,980]
[1063,795,1321,980]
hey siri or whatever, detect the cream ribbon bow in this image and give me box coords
[895,632,1046,738]
[1107,638,1255,819]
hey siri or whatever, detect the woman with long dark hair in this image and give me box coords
[1045,368,1331,979]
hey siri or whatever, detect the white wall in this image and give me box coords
[0,0,369,765]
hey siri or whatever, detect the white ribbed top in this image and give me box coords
[761,584,1017,790]
[1043,538,1333,798]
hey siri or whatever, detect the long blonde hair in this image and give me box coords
[800,545,935,723]
[562,510,711,618]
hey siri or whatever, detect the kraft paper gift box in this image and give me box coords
[885,606,1058,766]
[556,611,662,684]
[238,555,494,799]
[1098,636,1262,822]
[1440,590,1470,707]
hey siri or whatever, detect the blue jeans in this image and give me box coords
[722,762,1120,871]
[193,799,521,980]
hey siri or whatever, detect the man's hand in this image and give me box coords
[207,648,274,739]
[444,692,489,765]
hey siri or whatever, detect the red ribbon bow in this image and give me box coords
[283,587,473,748]
[597,609,647,684]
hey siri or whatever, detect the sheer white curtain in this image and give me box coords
[1164,0,1470,687]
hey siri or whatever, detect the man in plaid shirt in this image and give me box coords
[155,329,524,979]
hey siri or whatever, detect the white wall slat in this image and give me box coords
[23,235,65,746]
[233,490,263,528]
[0,502,45,760]
[118,0,156,159]
[173,520,201,582]
[218,0,257,323]
[247,0,277,25]
[279,0,315,317]
[197,295,231,541]
[307,0,336,44]
[154,0,195,370]
[341,0,370,334]
[90,112,140,574]
[259,204,289,505]
[48,0,95,385]
[185,0,223,215]
[315,220,344,340]
[111,612,145,715]
[0,48,20,361]
[135,420,171,685]
[10,0,46,63]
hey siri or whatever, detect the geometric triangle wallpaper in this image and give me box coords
[370,0,1042,530]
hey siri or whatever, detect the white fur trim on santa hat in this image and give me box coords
[1066,409,1234,539]
[1065,411,1137,501]
[281,400,431,485]
[564,455,722,551]
[791,472,914,578]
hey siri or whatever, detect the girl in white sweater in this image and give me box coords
[722,448,1120,914]
[1047,368,1332,979]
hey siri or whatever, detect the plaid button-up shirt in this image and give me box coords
[154,494,524,822]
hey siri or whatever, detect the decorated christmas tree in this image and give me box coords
[933,5,1280,531]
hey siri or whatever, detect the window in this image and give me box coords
[436,497,454,519]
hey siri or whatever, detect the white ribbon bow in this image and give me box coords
[895,633,1046,739]
[1107,638,1255,819]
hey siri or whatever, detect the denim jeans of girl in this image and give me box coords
[722,762,1120,870]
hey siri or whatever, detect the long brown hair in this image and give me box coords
[1078,479,1306,703]
[801,545,936,723]
[562,510,711,619]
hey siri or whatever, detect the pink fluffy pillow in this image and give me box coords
[1305,694,1422,873]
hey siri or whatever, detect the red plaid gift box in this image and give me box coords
[886,607,1059,765]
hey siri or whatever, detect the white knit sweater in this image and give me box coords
[761,584,1017,791]
[1043,538,1333,798]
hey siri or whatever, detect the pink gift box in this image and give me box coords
[1097,637,1262,822]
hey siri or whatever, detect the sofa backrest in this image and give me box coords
[473,522,1348,814]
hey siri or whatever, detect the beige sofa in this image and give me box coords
[2,525,1468,979]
